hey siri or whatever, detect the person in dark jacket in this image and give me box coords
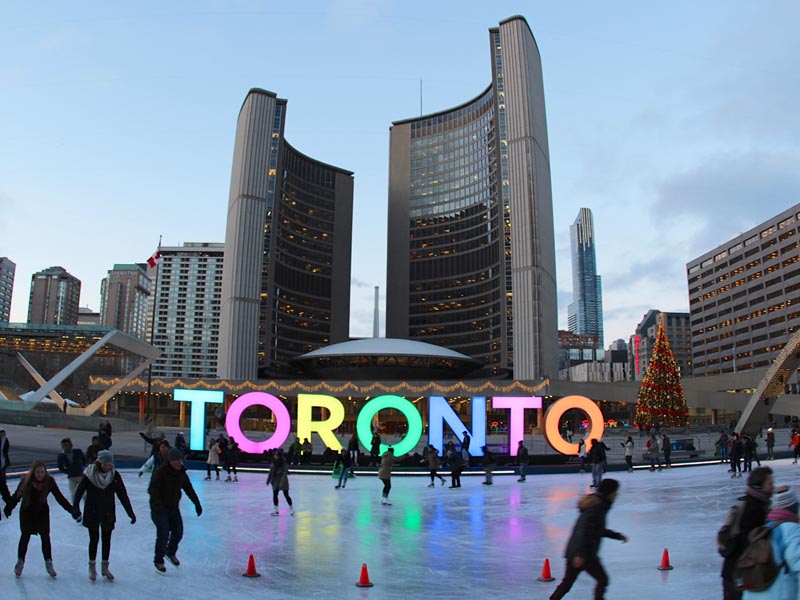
[481,445,495,485]
[730,433,744,478]
[549,478,628,600]
[57,437,87,498]
[517,440,530,482]
[347,433,360,467]
[766,427,776,460]
[370,431,381,466]
[267,450,295,514]
[5,460,73,578]
[139,431,167,457]
[0,428,13,517]
[98,421,113,450]
[721,466,774,600]
[72,450,136,581]
[588,439,607,488]
[224,439,240,482]
[148,448,202,573]
[448,447,464,488]
[461,431,472,464]
[334,448,352,489]
[86,435,102,464]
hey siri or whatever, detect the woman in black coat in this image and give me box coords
[4,459,73,578]
[73,450,136,581]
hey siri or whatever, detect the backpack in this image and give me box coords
[717,500,746,557]
[734,521,787,591]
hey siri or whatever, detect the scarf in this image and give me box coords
[746,485,771,504]
[85,463,115,490]
[767,508,800,524]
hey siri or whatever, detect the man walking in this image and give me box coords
[549,478,628,600]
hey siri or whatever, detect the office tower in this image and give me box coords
[0,257,15,322]
[218,89,354,379]
[148,243,223,378]
[27,266,81,325]
[99,264,151,339]
[629,310,691,381]
[567,208,604,347]
[386,16,557,380]
[688,203,800,376]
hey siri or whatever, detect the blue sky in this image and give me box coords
[1,1,799,346]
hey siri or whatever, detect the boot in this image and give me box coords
[233,475,238,482]
[204,475,211,481]
[45,559,57,578]
[225,476,232,482]
[88,560,97,581]
[290,505,296,516]
[101,561,114,581]
[14,559,24,577]
[271,505,279,516]
[216,473,220,480]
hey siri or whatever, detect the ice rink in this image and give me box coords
[2,458,797,599]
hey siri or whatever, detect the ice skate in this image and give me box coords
[204,476,211,481]
[14,559,24,577]
[166,554,180,566]
[154,562,166,574]
[101,560,115,581]
[88,560,97,581]
[290,506,296,516]
[225,476,231,482]
[335,484,341,489]
[427,483,435,488]
[381,497,392,505]
[45,559,57,578]
[271,506,280,516]
[233,475,238,482]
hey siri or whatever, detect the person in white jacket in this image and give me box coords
[743,485,800,599]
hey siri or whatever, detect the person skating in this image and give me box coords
[378,446,402,505]
[426,445,446,487]
[461,431,472,465]
[730,433,744,478]
[334,448,352,489]
[347,433,360,468]
[224,439,240,482]
[719,466,774,599]
[766,427,775,461]
[139,439,170,479]
[148,448,203,573]
[5,460,74,578]
[549,478,628,600]
[448,447,464,488]
[57,437,87,498]
[86,435,102,464]
[517,440,530,482]
[661,434,672,468]
[72,450,136,581]
[370,431,381,466]
[267,450,295,515]
[0,428,13,517]
[205,438,220,480]
[588,439,607,487]
[622,436,634,472]
[481,445,495,485]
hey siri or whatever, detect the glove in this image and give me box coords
[130,515,137,525]
[4,505,12,518]
[195,504,203,517]
[73,510,82,522]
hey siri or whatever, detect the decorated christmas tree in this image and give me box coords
[634,315,690,428]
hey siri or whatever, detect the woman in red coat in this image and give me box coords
[5,460,73,578]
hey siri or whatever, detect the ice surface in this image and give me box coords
[0,459,789,599]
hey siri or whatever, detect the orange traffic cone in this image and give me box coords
[537,558,556,582]
[355,562,374,587]
[657,548,674,571]
[242,554,261,578]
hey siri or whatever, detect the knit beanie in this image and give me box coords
[771,487,799,513]
[97,449,114,464]
[167,447,184,461]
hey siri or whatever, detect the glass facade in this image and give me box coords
[568,208,604,347]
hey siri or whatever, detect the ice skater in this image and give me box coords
[370,431,381,466]
[461,431,471,465]
[148,448,203,573]
[549,479,628,600]
[448,447,464,488]
[334,448,352,489]
[5,460,74,578]
[622,436,634,472]
[0,428,10,517]
[72,450,136,581]
[588,439,607,487]
[426,445,446,487]
[481,445,495,485]
[517,440,530,482]
[57,437,87,499]
[267,450,295,515]
[347,433,360,467]
[224,439,240,482]
[139,439,170,479]
[378,446,402,505]
[205,437,220,480]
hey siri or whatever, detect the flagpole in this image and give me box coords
[146,235,162,422]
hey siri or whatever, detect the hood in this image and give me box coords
[577,493,606,511]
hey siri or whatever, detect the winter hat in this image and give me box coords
[97,450,114,464]
[167,447,184,462]
[747,466,774,490]
[771,486,799,513]
[597,479,620,496]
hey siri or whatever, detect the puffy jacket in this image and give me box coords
[564,493,624,561]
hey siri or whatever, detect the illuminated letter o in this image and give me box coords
[356,395,423,457]
[225,392,291,455]
[544,395,605,456]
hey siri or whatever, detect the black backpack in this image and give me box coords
[717,500,746,558]
[734,521,787,592]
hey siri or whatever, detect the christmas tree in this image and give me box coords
[634,315,689,428]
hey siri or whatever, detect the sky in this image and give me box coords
[1,1,799,347]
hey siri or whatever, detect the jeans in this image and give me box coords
[592,463,604,487]
[550,557,609,600]
[151,509,183,564]
[338,465,352,487]
[519,464,528,479]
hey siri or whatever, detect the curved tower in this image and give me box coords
[218,89,353,379]
[386,16,557,380]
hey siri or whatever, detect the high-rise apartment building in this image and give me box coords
[629,310,691,381]
[688,203,800,376]
[100,264,151,339]
[149,243,223,378]
[386,16,558,380]
[218,89,354,379]
[27,266,81,325]
[568,208,603,347]
[0,257,15,322]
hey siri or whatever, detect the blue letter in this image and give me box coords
[428,396,487,456]
[174,388,224,451]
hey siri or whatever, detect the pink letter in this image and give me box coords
[225,392,291,455]
[491,396,542,455]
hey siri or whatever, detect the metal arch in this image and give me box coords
[736,328,800,435]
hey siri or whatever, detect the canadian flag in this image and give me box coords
[146,250,162,268]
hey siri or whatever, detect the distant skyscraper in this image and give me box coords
[27,266,81,325]
[100,264,151,339]
[386,16,558,380]
[567,208,604,347]
[218,89,354,379]
[0,257,15,322]
[628,310,691,381]
[148,243,223,379]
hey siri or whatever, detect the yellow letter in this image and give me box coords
[297,394,345,450]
